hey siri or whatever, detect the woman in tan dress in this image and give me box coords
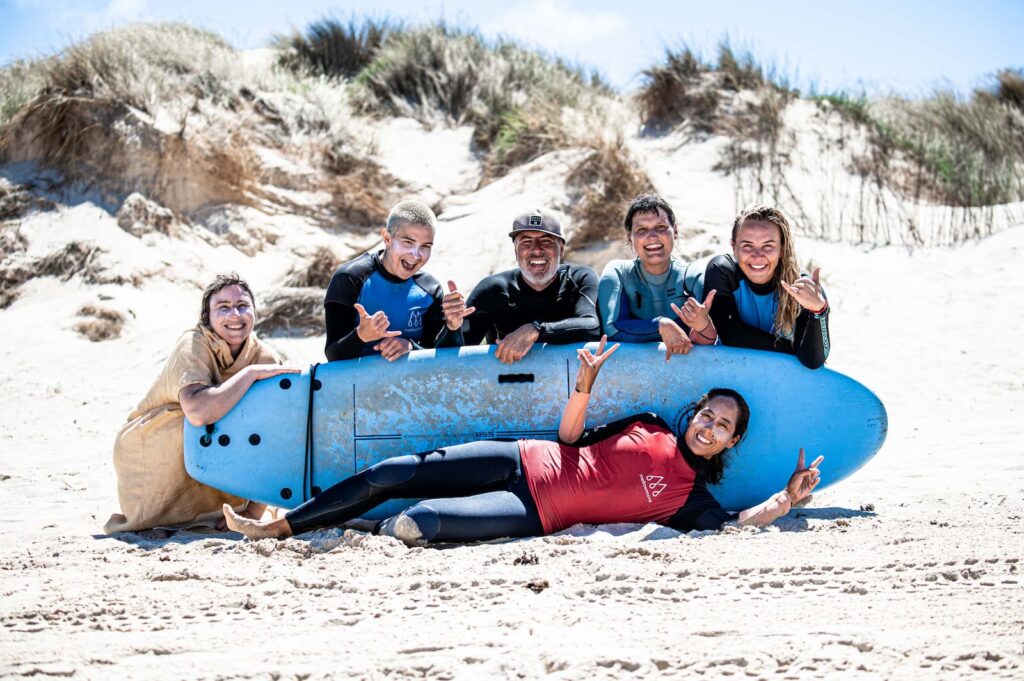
[104,273,298,533]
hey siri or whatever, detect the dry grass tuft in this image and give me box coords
[74,304,125,341]
[275,16,396,79]
[321,149,397,229]
[565,138,655,252]
[0,182,56,221]
[283,246,343,288]
[352,24,608,178]
[254,287,325,337]
[638,41,794,135]
[992,68,1024,110]
[0,240,136,309]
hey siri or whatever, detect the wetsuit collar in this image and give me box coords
[372,249,414,284]
[730,254,777,295]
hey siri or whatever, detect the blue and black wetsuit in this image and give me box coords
[324,251,445,361]
[703,254,830,369]
[597,258,705,341]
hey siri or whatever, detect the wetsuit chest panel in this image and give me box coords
[521,421,698,533]
[357,273,434,343]
[622,260,691,319]
[734,281,779,337]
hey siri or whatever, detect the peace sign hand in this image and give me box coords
[574,335,620,394]
[442,280,476,331]
[671,289,717,334]
[781,267,827,312]
[354,303,402,343]
[785,448,824,504]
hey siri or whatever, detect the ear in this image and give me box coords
[726,434,740,449]
[380,227,390,246]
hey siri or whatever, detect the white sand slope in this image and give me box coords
[1,117,1023,678]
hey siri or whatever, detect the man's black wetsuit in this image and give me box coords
[703,254,830,369]
[436,264,601,346]
[284,412,737,542]
[324,251,445,361]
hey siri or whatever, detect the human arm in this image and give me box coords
[435,280,492,347]
[178,364,301,426]
[781,268,830,369]
[737,448,823,526]
[557,336,620,443]
[671,290,718,345]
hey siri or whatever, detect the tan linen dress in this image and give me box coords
[103,325,281,533]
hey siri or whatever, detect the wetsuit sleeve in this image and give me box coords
[598,265,660,342]
[790,291,831,370]
[435,280,494,347]
[663,484,737,532]
[705,256,789,353]
[324,274,367,361]
[417,278,445,350]
[563,412,670,447]
[538,267,601,343]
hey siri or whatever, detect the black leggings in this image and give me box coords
[285,440,544,542]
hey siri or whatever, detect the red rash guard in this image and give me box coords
[520,413,731,534]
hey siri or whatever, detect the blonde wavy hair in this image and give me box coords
[731,205,801,339]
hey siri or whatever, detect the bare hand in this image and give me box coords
[373,336,413,362]
[780,267,827,312]
[354,303,402,343]
[574,335,620,393]
[658,317,692,361]
[246,364,302,382]
[442,280,476,331]
[495,323,540,364]
[671,289,716,335]
[786,447,824,504]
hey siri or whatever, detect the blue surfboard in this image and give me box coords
[184,343,887,517]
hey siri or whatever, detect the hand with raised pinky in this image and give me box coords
[781,268,827,313]
[441,280,476,331]
[354,303,402,343]
[671,289,717,338]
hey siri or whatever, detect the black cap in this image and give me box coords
[509,208,565,242]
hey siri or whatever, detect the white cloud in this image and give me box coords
[483,0,624,54]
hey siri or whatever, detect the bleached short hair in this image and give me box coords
[386,200,437,236]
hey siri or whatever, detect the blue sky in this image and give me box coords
[1,0,1021,95]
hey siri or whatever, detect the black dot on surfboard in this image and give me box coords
[218,434,230,446]
[313,379,322,391]
[280,488,292,500]
[279,378,292,389]
[248,434,261,446]
[199,435,211,447]
[311,486,322,496]
[205,424,215,434]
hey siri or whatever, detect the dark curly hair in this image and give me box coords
[679,388,751,484]
[199,272,255,326]
[623,193,677,236]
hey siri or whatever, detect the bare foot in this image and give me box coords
[222,503,293,540]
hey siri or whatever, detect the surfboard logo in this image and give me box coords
[407,308,424,329]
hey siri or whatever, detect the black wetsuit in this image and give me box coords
[324,251,445,361]
[285,413,736,543]
[435,265,601,347]
[703,254,830,369]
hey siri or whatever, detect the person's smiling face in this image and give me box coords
[732,219,782,285]
[381,223,434,280]
[684,395,741,459]
[515,230,563,290]
[629,208,675,275]
[208,285,255,354]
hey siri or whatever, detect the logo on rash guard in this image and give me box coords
[640,474,667,502]
[407,308,424,329]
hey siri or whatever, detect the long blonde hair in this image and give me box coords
[731,205,800,339]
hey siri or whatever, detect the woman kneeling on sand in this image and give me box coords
[225,337,823,545]
[104,273,299,534]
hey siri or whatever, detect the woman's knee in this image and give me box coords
[380,504,439,546]
[364,455,421,488]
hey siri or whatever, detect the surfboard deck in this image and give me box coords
[185,343,887,517]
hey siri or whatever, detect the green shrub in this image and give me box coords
[275,16,396,80]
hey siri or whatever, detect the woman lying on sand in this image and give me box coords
[704,205,831,369]
[104,273,299,533]
[225,337,823,545]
